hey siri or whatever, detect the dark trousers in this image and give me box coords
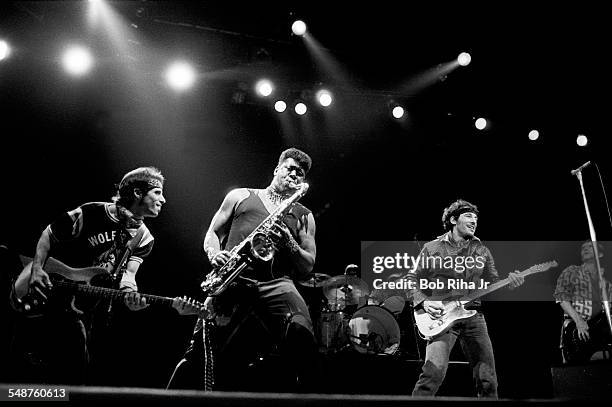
[8,313,88,385]
[168,278,319,392]
[413,312,498,398]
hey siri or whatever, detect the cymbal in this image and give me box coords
[298,273,331,288]
[368,287,406,304]
[322,275,370,306]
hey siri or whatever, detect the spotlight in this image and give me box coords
[291,20,307,36]
[62,45,94,76]
[457,52,471,66]
[576,134,588,147]
[88,0,102,25]
[475,117,487,130]
[528,129,540,141]
[165,61,196,91]
[392,106,405,119]
[0,40,10,61]
[316,89,333,107]
[255,79,274,97]
[295,102,307,115]
[274,100,287,113]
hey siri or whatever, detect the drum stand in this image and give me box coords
[406,303,424,361]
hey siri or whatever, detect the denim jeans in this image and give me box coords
[412,312,498,398]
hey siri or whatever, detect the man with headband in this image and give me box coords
[10,166,166,385]
[404,199,524,398]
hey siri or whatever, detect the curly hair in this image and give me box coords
[441,199,479,231]
[277,148,312,175]
[112,166,165,207]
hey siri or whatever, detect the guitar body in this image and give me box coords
[13,255,206,318]
[14,257,109,302]
[414,301,477,340]
[14,258,110,317]
[561,312,612,363]
[412,260,558,341]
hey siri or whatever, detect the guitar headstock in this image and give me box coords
[525,260,558,275]
[173,296,207,317]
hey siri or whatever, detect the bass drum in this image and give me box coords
[348,305,400,355]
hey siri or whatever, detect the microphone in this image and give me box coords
[571,161,591,176]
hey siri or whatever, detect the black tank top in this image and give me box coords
[224,189,311,282]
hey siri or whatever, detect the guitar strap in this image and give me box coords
[109,226,145,284]
[104,226,145,316]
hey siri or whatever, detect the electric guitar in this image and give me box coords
[414,260,558,340]
[13,256,205,317]
[561,311,612,363]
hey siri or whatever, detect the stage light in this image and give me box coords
[274,100,287,112]
[475,117,487,130]
[0,40,10,61]
[528,129,540,141]
[87,0,102,24]
[316,89,333,107]
[576,134,588,147]
[457,52,471,66]
[295,102,307,115]
[392,106,405,119]
[165,61,196,91]
[62,46,93,76]
[255,79,274,97]
[292,20,307,36]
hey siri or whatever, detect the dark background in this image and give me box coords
[1,0,611,398]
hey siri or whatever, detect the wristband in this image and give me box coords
[285,235,301,254]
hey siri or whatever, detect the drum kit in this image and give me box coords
[298,270,409,356]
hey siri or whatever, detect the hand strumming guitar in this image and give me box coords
[423,300,445,318]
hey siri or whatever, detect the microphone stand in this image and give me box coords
[573,168,612,337]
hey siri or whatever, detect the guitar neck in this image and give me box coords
[53,280,174,307]
[460,268,543,303]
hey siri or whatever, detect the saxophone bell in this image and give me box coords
[250,232,276,262]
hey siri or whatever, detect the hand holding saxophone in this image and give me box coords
[268,221,292,247]
[209,250,231,268]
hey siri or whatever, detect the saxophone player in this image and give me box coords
[168,148,318,391]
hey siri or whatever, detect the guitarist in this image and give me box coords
[554,241,612,364]
[404,199,524,398]
[8,167,166,385]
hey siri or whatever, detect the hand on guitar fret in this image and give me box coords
[172,296,208,318]
[507,271,525,290]
[123,290,149,311]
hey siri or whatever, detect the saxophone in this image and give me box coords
[200,183,309,296]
